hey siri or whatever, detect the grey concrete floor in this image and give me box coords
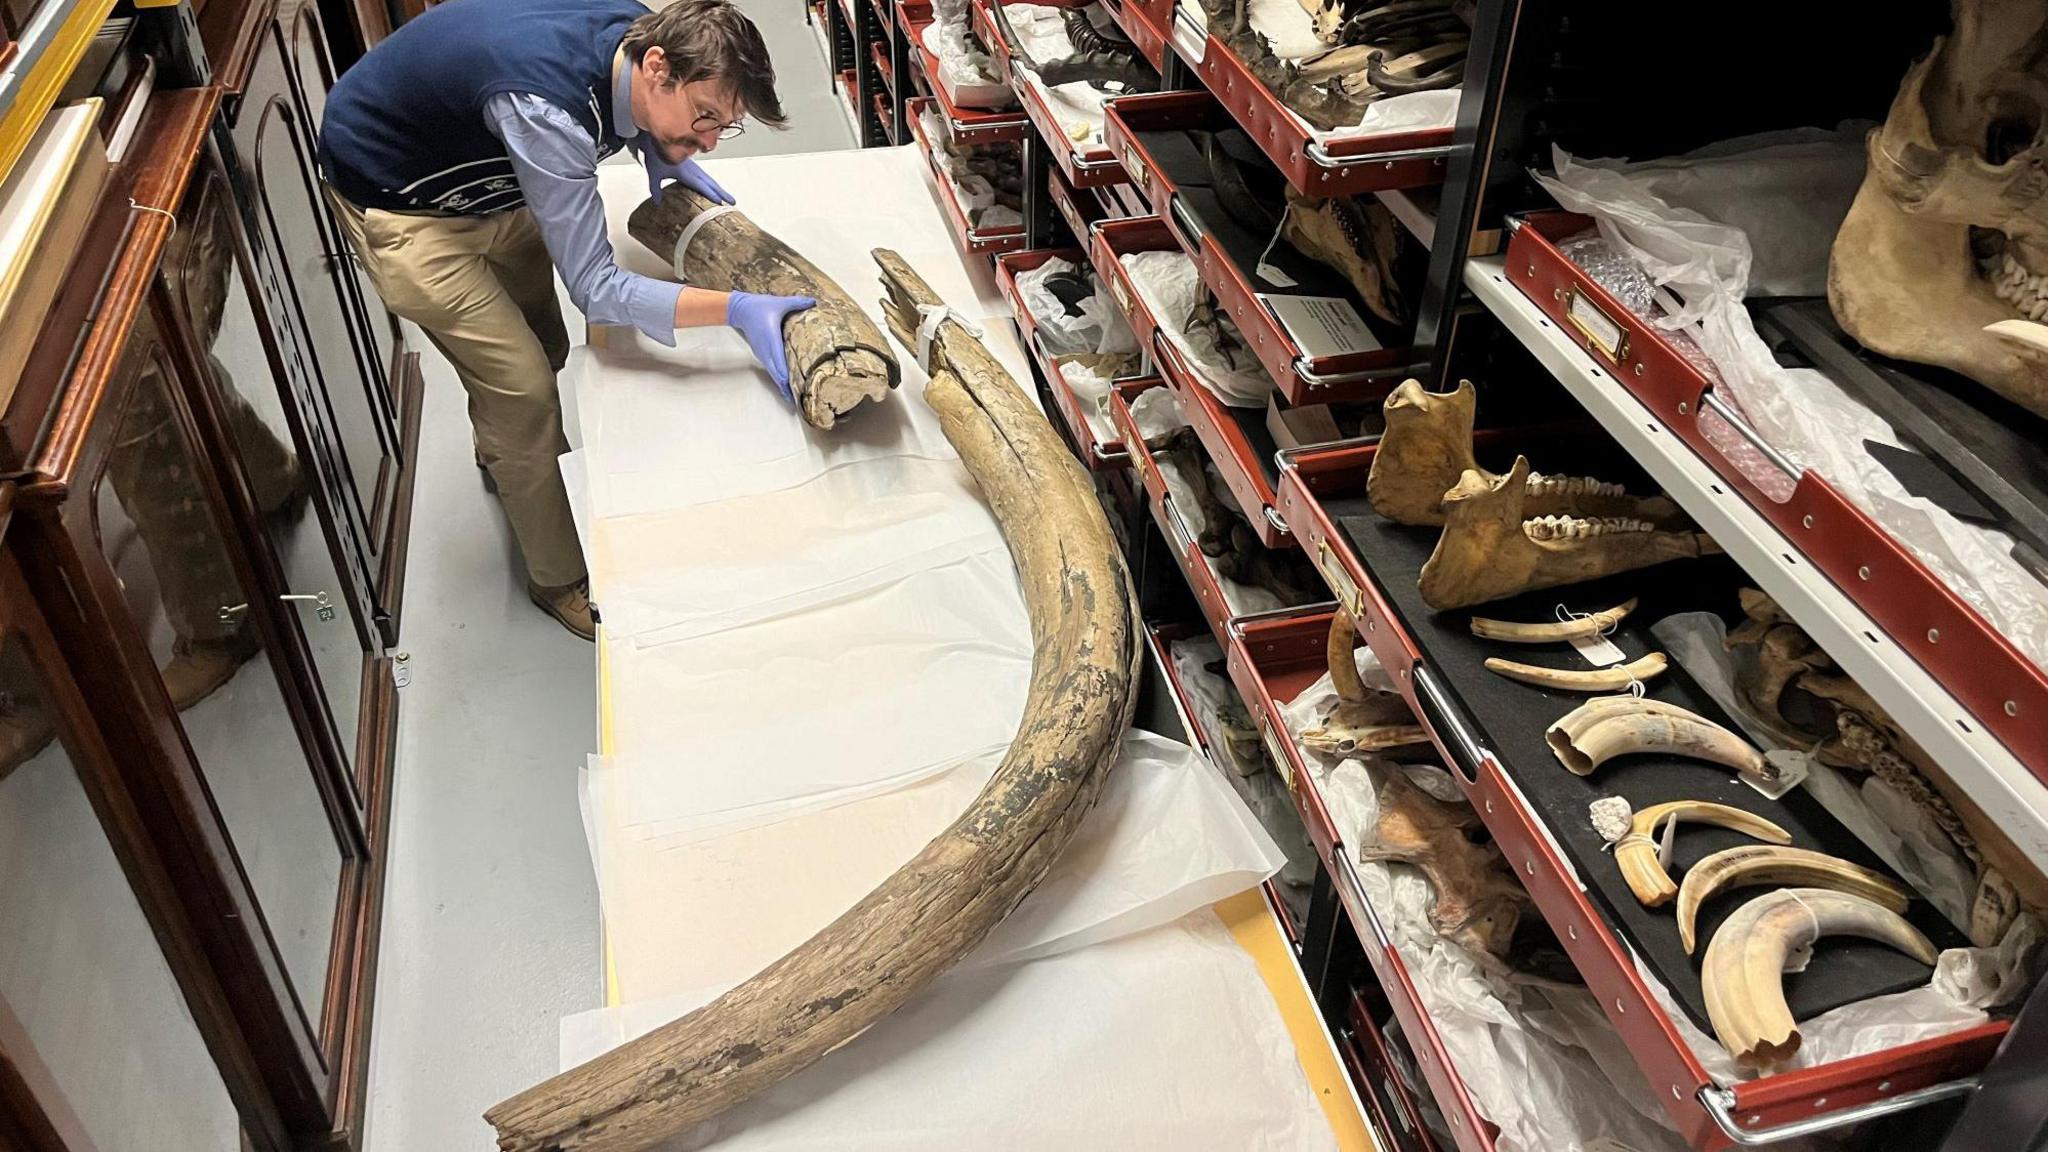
[357,9,855,1149]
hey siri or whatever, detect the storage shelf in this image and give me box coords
[1374,187,1438,251]
[906,96,1025,255]
[1164,4,1450,199]
[995,246,1131,470]
[899,1,1029,144]
[1464,250,2048,889]
[1091,216,1293,548]
[1275,430,2009,1149]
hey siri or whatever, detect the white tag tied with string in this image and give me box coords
[671,204,741,282]
[1557,602,1628,667]
[914,304,982,374]
[1254,217,1298,289]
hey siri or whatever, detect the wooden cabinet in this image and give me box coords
[0,76,409,1151]
[220,0,421,648]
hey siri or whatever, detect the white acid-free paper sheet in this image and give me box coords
[561,914,1340,1152]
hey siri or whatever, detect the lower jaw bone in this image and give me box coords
[1419,456,1712,612]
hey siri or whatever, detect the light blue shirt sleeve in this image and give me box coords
[483,92,684,346]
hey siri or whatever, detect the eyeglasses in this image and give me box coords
[693,111,747,140]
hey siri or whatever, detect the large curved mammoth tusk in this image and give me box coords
[1469,597,1637,644]
[1613,801,1791,908]
[484,252,1141,1151]
[1545,695,1769,778]
[1484,652,1667,693]
[1703,888,1937,1069]
[1677,846,1913,954]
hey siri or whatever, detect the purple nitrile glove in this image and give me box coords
[637,142,736,206]
[727,292,818,402]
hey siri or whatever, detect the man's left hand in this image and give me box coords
[640,146,735,206]
[727,292,817,402]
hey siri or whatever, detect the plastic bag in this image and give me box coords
[1535,140,2048,675]
[1016,257,1138,357]
[1120,250,1272,407]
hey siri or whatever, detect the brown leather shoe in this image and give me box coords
[161,632,263,711]
[527,579,596,641]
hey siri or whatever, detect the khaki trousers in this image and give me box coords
[326,189,586,587]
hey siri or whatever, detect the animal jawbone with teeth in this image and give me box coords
[1418,456,1715,612]
[1367,379,1684,527]
[1828,0,2048,418]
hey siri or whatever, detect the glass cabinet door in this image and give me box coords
[169,167,372,786]
[86,311,345,1030]
[0,595,244,1152]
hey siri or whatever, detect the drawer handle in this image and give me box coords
[1410,663,1490,787]
[1561,284,1630,364]
[1697,1079,1979,1146]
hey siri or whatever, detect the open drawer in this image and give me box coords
[1504,208,2048,783]
[1106,89,1421,406]
[1171,14,1450,198]
[1110,377,1241,641]
[1047,164,1105,243]
[973,0,1133,188]
[1274,442,2013,1149]
[1346,990,1449,1152]
[1095,0,1168,72]
[996,247,1130,470]
[899,0,1029,141]
[1223,605,1501,1152]
[1091,216,1291,547]
[906,97,1025,256]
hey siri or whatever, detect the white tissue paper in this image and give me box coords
[1056,357,1121,446]
[921,12,1011,108]
[1647,610,2046,1084]
[1120,249,1274,407]
[1281,646,1690,1152]
[560,914,1340,1152]
[583,727,1288,1001]
[1534,137,2048,676]
[1015,256,1139,357]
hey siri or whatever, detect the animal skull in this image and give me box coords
[1417,456,1714,612]
[1301,610,1431,756]
[1366,380,1683,527]
[1355,768,1530,957]
[1828,0,2048,417]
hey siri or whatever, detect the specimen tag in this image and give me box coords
[1569,632,1628,667]
[1747,748,1812,800]
[1261,294,1380,359]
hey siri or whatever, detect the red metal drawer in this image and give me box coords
[906,97,1025,256]
[899,0,1031,140]
[1346,993,1446,1152]
[995,247,1130,470]
[1091,217,1291,547]
[1173,26,1449,198]
[1106,89,1418,405]
[1273,443,2011,1149]
[1109,377,1237,641]
[1223,606,1499,1152]
[1095,0,1167,72]
[1506,209,2048,782]
[1047,164,1105,242]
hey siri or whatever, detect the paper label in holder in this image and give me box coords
[1260,294,1381,359]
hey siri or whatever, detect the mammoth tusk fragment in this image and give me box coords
[1470,598,1638,644]
[1614,801,1790,908]
[1544,695,1769,778]
[1677,846,1912,954]
[484,252,1140,1151]
[1703,888,1936,1069]
[1484,652,1667,693]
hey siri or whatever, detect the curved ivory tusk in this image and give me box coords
[1703,888,1937,1069]
[1614,801,1791,907]
[1677,846,1912,954]
[486,252,1139,1151]
[1469,598,1637,644]
[1328,608,1369,703]
[1484,652,1667,693]
[1544,696,1768,778]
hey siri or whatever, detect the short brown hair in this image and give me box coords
[622,0,787,128]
